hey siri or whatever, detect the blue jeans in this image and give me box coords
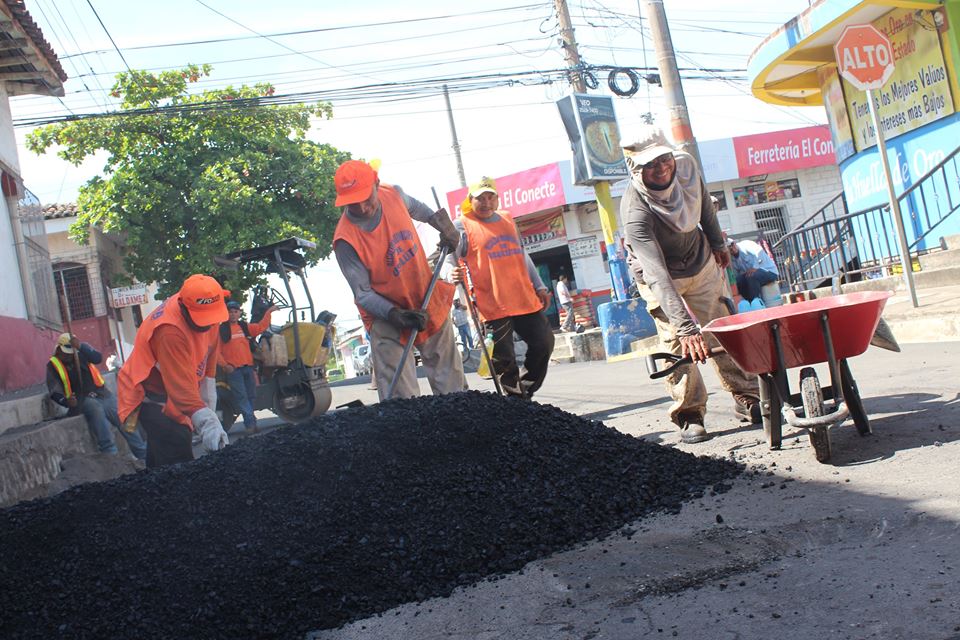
[80,393,147,460]
[227,366,258,429]
[456,323,473,350]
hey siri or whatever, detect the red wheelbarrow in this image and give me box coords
[648,291,894,463]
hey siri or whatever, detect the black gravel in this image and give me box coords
[0,391,740,639]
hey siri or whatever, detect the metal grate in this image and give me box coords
[17,187,61,327]
[54,265,95,321]
[754,205,788,275]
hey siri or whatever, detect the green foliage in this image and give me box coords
[27,65,350,299]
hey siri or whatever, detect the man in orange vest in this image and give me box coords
[46,333,147,459]
[332,159,467,400]
[219,299,276,433]
[118,274,231,468]
[449,177,555,399]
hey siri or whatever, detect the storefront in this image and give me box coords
[446,162,626,328]
[747,0,960,255]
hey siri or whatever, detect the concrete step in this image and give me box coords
[940,233,960,250]
[919,247,960,271]
[806,264,960,299]
[0,390,57,438]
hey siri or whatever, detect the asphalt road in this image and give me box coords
[303,341,960,640]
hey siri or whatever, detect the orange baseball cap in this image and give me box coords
[334,160,378,206]
[179,274,230,326]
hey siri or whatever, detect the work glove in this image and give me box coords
[200,376,218,412]
[430,210,461,253]
[387,307,428,331]
[191,407,229,452]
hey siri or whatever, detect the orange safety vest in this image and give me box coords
[333,184,454,345]
[117,293,219,428]
[461,211,542,322]
[48,357,104,398]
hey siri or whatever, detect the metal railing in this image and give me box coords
[774,145,960,292]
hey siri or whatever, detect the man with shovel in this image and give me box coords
[448,176,554,400]
[332,159,467,401]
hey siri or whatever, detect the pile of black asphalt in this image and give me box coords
[0,391,740,639]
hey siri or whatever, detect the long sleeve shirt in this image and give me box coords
[140,325,219,419]
[46,343,106,410]
[334,185,436,320]
[732,239,779,277]
[621,178,724,336]
[445,212,546,290]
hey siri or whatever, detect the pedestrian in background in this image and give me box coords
[46,333,147,460]
[451,299,473,351]
[727,236,780,304]
[556,273,576,333]
[118,274,231,468]
[332,159,467,400]
[449,176,554,399]
[620,126,760,444]
[219,299,276,434]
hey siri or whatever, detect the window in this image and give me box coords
[709,190,728,211]
[132,305,144,328]
[53,265,95,321]
[732,178,801,207]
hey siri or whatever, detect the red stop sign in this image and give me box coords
[834,24,895,90]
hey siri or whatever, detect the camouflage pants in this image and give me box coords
[639,258,760,425]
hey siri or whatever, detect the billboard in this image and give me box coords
[556,93,628,184]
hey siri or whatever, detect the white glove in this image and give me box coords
[200,376,218,412]
[191,407,229,452]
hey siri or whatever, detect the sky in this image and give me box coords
[10,0,826,331]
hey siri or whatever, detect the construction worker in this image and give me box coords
[118,274,231,468]
[46,333,147,460]
[219,299,277,434]
[449,177,554,399]
[620,126,760,444]
[332,159,467,400]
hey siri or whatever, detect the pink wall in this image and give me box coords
[0,315,115,395]
[0,316,60,393]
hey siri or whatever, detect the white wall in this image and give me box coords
[0,87,27,320]
[562,206,610,294]
[0,86,19,173]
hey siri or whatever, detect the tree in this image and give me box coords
[27,65,351,299]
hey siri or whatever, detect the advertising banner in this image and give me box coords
[843,8,954,151]
[817,65,857,163]
[516,208,566,253]
[445,163,566,219]
[557,93,628,184]
[568,235,600,260]
[732,125,836,176]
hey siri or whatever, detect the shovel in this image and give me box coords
[384,244,451,400]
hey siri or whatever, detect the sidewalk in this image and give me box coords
[876,283,960,343]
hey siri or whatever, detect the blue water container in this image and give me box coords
[597,299,658,357]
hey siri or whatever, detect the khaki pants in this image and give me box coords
[369,317,468,401]
[639,259,759,425]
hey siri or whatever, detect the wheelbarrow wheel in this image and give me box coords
[840,359,871,436]
[800,367,831,463]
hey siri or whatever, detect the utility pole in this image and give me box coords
[554,0,628,300]
[642,0,703,172]
[442,84,467,188]
[555,0,585,92]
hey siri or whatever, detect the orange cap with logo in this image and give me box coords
[179,274,230,326]
[334,160,378,206]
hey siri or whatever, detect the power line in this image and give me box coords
[85,0,135,75]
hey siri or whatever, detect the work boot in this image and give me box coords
[733,394,762,424]
[676,411,710,444]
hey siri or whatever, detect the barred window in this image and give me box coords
[54,265,94,321]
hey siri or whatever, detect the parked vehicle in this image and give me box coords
[353,344,371,376]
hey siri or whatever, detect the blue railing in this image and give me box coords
[774,144,960,292]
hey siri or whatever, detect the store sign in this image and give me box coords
[732,126,836,176]
[110,284,148,308]
[516,208,566,253]
[817,65,857,163]
[841,8,954,151]
[445,163,566,219]
[568,235,599,260]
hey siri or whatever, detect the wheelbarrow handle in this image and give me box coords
[646,348,726,380]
